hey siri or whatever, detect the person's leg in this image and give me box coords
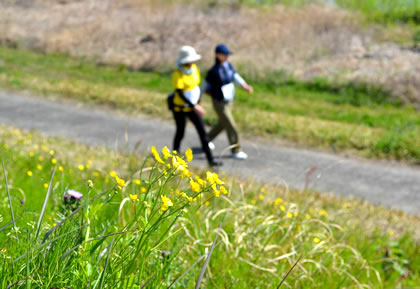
[187,111,218,164]
[172,111,186,152]
[221,101,240,153]
[208,99,226,141]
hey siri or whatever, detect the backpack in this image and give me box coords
[167,92,175,111]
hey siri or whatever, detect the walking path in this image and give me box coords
[1,91,419,215]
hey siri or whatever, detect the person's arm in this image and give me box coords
[234,72,253,93]
[176,89,194,107]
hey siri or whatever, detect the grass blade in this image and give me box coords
[35,167,56,240]
[195,226,221,289]
[97,237,114,289]
[0,216,22,232]
[167,254,206,289]
[276,255,302,288]
[140,274,156,289]
[1,152,15,229]
[42,190,108,243]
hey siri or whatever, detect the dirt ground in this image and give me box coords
[0,0,419,103]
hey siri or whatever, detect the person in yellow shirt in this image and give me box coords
[168,46,222,167]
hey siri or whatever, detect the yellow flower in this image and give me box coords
[206,171,215,183]
[129,194,138,201]
[172,156,187,171]
[37,164,43,170]
[41,145,48,152]
[109,171,117,178]
[28,151,34,157]
[115,176,126,187]
[78,164,85,171]
[182,168,191,178]
[258,194,264,200]
[27,171,33,177]
[205,201,210,206]
[190,180,201,193]
[162,146,172,159]
[133,179,141,185]
[251,199,257,204]
[294,212,298,217]
[58,166,64,172]
[319,209,328,218]
[141,187,147,193]
[87,180,94,188]
[49,150,55,156]
[43,183,49,189]
[206,171,224,185]
[161,195,173,211]
[260,188,265,193]
[214,190,221,197]
[51,158,57,165]
[389,230,394,236]
[220,186,228,195]
[185,148,193,162]
[305,214,311,220]
[93,171,100,177]
[85,164,90,169]
[195,176,207,186]
[151,146,164,164]
[286,212,293,218]
[274,198,283,205]
[280,205,286,211]
[313,237,321,244]
[33,145,39,151]
[38,156,44,162]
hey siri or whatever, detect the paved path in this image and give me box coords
[1,91,419,215]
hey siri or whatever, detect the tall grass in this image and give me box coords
[0,126,419,288]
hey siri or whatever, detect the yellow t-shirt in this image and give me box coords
[172,64,200,111]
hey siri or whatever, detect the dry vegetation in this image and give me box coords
[0,0,419,103]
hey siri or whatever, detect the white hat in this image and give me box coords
[177,45,201,65]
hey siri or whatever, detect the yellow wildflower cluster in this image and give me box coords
[108,171,127,191]
[149,146,228,211]
[151,146,193,178]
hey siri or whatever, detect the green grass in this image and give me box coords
[0,125,419,288]
[240,0,420,24]
[0,46,419,163]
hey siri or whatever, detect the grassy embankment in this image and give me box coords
[0,125,419,288]
[243,0,420,43]
[242,0,420,23]
[0,46,419,163]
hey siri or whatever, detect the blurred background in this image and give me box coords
[1,0,419,103]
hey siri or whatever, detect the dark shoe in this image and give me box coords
[209,160,223,167]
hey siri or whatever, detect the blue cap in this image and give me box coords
[215,43,232,55]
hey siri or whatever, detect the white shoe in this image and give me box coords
[232,151,248,160]
[208,142,216,150]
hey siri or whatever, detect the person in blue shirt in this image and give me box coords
[205,44,253,160]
